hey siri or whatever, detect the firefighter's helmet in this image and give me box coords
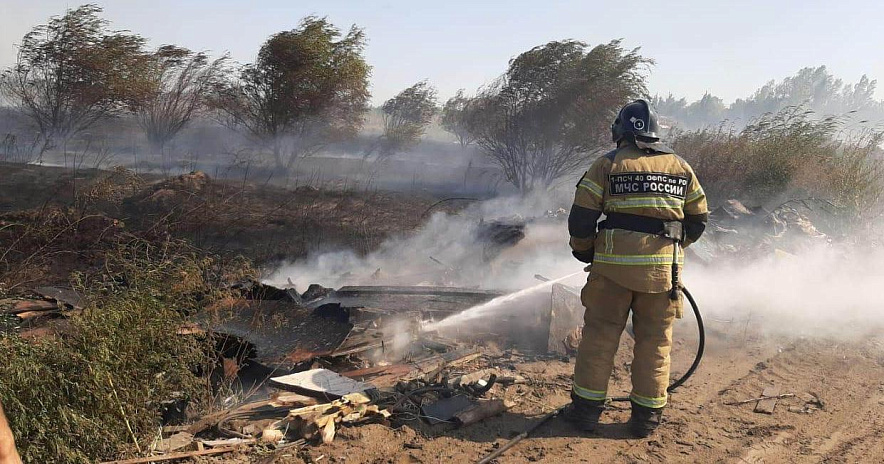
[611,99,661,143]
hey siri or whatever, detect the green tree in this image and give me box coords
[0,4,150,154]
[441,89,475,147]
[211,17,370,171]
[657,68,883,129]
[463,40,652,192]
[684,92,726,127]
[136,46,228,152]
[370,80,437,160]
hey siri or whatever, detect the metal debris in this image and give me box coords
[270,369,374,398]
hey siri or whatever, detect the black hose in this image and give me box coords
[610,285,705,402]
[667,286,704,391]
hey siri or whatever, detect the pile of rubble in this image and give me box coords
[688,199,833,263]
[48,279,576,463]
[4,197,839,462]
[2,278,583,463]
[0,286,82,338]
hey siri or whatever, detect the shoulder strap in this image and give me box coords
[603,148,619,162]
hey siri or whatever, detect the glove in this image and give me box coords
[572,248,594,264]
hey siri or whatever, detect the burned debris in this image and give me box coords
[87,279,584,461]
[688,198,837,263]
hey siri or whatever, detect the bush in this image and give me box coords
[0,240,244,463]
[673,106,884,221]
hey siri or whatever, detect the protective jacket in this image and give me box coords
[568,143,709,293]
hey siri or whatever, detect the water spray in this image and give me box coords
[420,270,584,333]
[423,267,705,396]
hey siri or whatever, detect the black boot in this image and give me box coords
[564,392,606,432]
[627,401,663,438]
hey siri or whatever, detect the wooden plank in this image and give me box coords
[2,299,57,314]
[361,347,481,387]
[330,340,386,357]
[755,386,781,414]
[99,446,239,464]
[268,392,319,408]
[15,310,61,320]
[199,438,256,447]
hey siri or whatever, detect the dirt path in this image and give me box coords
[253,327,884,464]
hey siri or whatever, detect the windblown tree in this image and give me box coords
[463,40,652,192]
[369,80,437,160]
[0,4,151,153]
[136,46,227,152]
[441,89,475,147]
[730,66,880,122]
[211,17,370,171]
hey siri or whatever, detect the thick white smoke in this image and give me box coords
[266,194,884,338]
[685,242,884,338]
[265,193,587,293]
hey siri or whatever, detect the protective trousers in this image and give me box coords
[572,273,680,409]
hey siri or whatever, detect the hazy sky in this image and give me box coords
[1,0,882,105]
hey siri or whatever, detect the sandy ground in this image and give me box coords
[193,320,884,464]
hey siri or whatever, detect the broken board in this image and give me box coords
[547,283,584,355]
[270,369,373,398]
[755,386,780,414]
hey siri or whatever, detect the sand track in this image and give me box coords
[251,329,884,464]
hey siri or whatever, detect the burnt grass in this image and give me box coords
[0,162,459,463]
[0,161,454,287]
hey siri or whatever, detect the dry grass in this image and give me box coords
[0,167,262,463]
[673,106,884,222]
[117,171,441,265]
[0,238,253,463]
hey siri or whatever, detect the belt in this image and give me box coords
[598,212,685,242]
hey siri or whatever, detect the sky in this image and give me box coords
[1,0,882,106]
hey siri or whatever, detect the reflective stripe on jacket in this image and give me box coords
[570,144,708,293]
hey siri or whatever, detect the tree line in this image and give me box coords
[2,4,881,196]
[653,66,883,129]
[0,4,651,192]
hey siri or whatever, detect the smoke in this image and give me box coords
[265,192,587,293]
[267,192,884,339]
[685,242,884,338]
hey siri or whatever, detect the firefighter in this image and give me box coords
[565,99,708,437]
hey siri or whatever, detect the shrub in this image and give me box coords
[0,240,244,463]
[673,106,884,222]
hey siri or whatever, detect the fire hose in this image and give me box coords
[476,284,705,464]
